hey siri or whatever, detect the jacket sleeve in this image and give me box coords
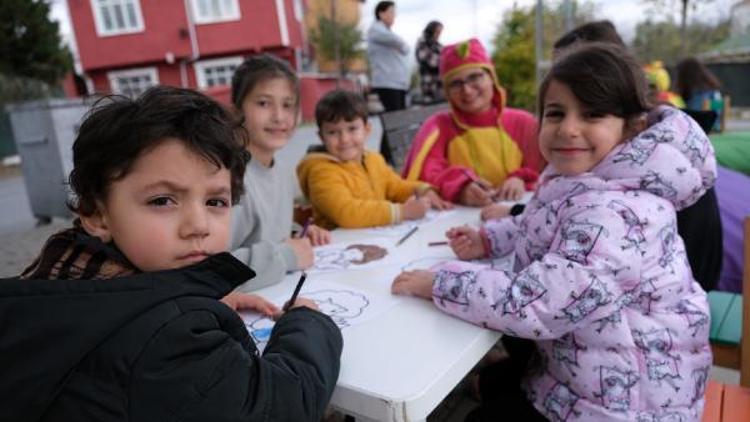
[368,23,409,54]
[132,303,343,422]
[307,161,401,228]
[230,199,298,291]
[480,214,523,258]
[378,154,428,203]
[431,203,642,340]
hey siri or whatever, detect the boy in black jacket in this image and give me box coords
[0,86,342,422]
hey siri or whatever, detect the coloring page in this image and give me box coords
[239,280,401,353]
[362,209,458,238]
[310,237,402,272]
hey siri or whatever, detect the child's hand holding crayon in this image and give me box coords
[402,196,428,220]
[459,177,496,207]
[285,237,314,269]
[221,292,280,316]
[446,225,488,260]
[304,224,331,246]
[419,189,453,211]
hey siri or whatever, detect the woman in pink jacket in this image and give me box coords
[393,43,713,421]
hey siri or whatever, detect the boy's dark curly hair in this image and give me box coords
[68,86,248,216]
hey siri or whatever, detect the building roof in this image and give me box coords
[701,33,750,63]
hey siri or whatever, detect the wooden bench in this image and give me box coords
[702,216,750,421]
[702,380,750,421]
[378,102,449,173]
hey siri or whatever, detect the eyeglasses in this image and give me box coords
[446,71,488,94]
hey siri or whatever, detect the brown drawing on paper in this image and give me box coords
[313,243,388,271]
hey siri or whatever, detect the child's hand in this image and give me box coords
[421,189,453,211]
[391,270,435,299]
[402,197,428,220]
[305,224,331,246]
[496,176,525,201]
[480,203,512,221]
[281,297,319,315]
[221,292,279,316]
[459,180,495,207]
[285,237,314,269]
[446,225,487,260]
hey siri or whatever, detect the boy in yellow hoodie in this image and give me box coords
[297,89,451,229]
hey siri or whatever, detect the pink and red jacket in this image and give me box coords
[431,107,715,421]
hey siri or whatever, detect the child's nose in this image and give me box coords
[270,104,284,121]
[180,204,209,239]
[559,117,581,138]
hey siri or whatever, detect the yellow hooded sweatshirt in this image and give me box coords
[297,150,430,229]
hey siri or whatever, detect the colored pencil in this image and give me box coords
[396,226,419,246]
[283,272,308,311]
[428,241,449,247]
[298,217,313,238]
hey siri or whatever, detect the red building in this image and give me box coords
[67,0,306,98]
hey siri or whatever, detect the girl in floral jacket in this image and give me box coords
[392,43,714,421]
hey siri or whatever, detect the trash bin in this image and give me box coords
[6,98,91,223]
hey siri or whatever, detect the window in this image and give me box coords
[108,67,158,97]
[91,0,144,36]
[190,0,240,24]
[194,57,243,89]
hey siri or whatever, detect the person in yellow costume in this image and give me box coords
[643,60,685,108]
[401,38,544,208]
[297,90,451,229]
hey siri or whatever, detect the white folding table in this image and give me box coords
[252,207,503,422]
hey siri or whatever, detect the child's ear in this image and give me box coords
[79,205,113,243]
[363,120,373,136]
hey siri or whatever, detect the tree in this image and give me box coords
[632,18,730,65]
[491,1,595,111]
[492,8,536,111]
[0,0,72,84]
[640,0,718,55]
[309,15,364,79]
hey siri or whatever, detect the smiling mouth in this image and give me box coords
[553,147,589,155]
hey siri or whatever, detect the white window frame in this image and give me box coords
[194,56,243,89]
[189,0,241,25]
[107,67,158,97]
[90,0,145,37]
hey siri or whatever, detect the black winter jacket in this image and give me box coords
[0,253,342,422]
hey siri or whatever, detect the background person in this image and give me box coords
[367,1,410,163]
[675,56,724,132]
[402,38,543,207]
[415,20,444,104]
